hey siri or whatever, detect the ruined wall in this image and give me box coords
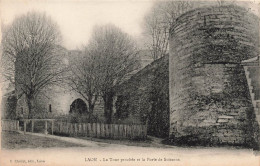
[169,5,259,146]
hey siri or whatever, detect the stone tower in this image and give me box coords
[169,5,259,146]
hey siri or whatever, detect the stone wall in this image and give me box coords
[1,91,17,119]
[115,55,169,138]
[169,5,259,146]
[93,96,106,121]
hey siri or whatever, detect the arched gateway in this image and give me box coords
[69,98,88,114]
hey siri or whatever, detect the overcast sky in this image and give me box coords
[1,0,259,50]
[1,0,153,50]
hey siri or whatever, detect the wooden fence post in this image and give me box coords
[74,123,77,136]
[100,123,105,138]
[144,125,147,139]
[70,123,73,135]
[62,122,64,133]
[17,121,19,131]
[96,123,100,138]
[13,121,16,131]
[51,121,54,135]
[18,121,149,140]
[67,123,69,133]
[83,123,86,136]
[87,123,91,137]
[114,124,118,139]
[61,122,64,133]
[58,122,61,132]
[24,121,26,134]
[93,123,96,137]
[45,121,48,135]
[110,124,114,139]
[10,121,12,131]
[31,120,34,133]
[78,123,81,135]
[119,124,123,139]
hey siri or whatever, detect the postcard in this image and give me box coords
[0,0,259,165]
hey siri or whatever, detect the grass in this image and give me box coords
[1,131,84,149]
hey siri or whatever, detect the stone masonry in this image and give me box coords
[169,5,259,146]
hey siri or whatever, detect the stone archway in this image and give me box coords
[69,98,88,114]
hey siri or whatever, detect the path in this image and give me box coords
[2,132,259,166]
[19,131,129,148]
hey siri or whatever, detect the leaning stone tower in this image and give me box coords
[169,5,259,146]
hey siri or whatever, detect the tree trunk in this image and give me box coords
[103,92,114,124]
[88,95,98,116]
[88,103,94,116]
[26,95,34,119]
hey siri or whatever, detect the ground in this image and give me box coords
[1,131,84,149]
[78,135,180,148]
[1,131,259,166]
[1,131,165,149]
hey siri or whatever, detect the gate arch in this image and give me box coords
[69,98,88,114]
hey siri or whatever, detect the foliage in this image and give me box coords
[148,56,169,138]
[114,55,169,138]
[55,113,101,123]
[2,91,17,119]
[115,95,130,119]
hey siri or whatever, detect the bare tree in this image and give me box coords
[142,0,244,60]
[143,1,195,60]
[1,12,66,118]
[65,49,100,115]
[87,24,140,123]
[144,7,169,60]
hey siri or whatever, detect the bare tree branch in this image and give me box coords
[1,12,66,118]
[142,1,196,60]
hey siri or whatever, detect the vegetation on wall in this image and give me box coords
[115,55,169,138]
[2,91,17,119]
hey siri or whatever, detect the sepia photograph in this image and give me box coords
[0,0,260,165]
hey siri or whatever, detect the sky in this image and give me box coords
[0,0,154,50]
[1,0,259,50]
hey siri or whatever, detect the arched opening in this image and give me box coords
[69,98,88,114]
